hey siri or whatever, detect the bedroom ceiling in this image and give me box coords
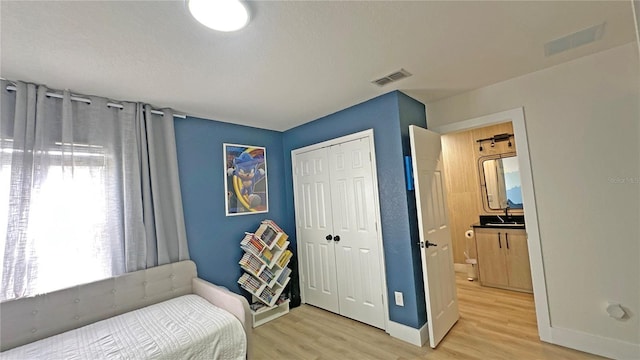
[1,1,636,131]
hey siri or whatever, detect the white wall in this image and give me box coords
[426,42,639,355]
[635,1,640,53]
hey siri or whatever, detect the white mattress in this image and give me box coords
[1,294,246,360]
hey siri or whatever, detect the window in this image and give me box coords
[1,82,188,302]
[1,140,124,301]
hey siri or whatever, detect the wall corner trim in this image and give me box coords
[387,320,429,347]
[549,326,640,359]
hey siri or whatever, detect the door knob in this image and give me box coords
[325,235,333,241]
[334,235,341,242]
[425,241,437,248]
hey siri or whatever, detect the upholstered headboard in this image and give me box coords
[0,261,197,351]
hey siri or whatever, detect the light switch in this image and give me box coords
[394,291,404,306]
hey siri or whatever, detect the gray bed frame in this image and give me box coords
[0,260,252,358]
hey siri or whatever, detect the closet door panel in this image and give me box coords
[329,138,385,329]
[295,148,339,313]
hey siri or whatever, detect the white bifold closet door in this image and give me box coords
[294,137,385,329]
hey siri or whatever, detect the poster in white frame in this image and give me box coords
[224,143,268,216]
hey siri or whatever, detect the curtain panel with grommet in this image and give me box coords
[0,80,189,301]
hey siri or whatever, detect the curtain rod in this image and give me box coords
[5,85,187,119]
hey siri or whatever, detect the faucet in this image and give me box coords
[504,206,510,219]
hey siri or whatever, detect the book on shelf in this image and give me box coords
[259,286,277,304]
[239,219,291,310]
[276,250,292,268]
[250,294,290,315]
[239,253,264,275]
[249,302,266,312]
[240,244,259,258]
[240,233,264,256]
[258,267,275,283]
[262,219,284,233]
[261,248,273,262]
[258,226,277,247]
[238,273,262,293]
[248,236,264,251]
[277,267,291,285]
[276,233,289,248]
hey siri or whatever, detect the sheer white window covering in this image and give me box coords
[0,80,189,302]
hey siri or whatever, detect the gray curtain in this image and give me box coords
[130,105,189,271]
[0,80,189,301]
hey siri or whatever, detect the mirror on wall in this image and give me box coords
[480,155,523,210]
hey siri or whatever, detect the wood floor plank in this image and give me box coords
[251,273,604,359]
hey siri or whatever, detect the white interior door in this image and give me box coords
[294,148,339,313]
[329,138,385,329]
[409,125,459,348]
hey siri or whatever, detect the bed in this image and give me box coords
[0,261,251,359]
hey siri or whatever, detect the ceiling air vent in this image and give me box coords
[544,22,606,57]
[372,69,412,87]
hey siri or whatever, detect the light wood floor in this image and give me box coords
[252,273,604,360]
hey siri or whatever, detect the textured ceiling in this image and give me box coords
[1,1,636,131]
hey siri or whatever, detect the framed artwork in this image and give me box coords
[224,143,268,216]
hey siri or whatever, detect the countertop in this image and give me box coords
[472,222,526,230]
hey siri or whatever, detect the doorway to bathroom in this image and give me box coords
[440,120,529,291]
[410,108,551,347]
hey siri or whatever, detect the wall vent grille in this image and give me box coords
[544,23,606,57]
[372,69,412,86]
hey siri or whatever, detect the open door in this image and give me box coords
[409,125,459,348]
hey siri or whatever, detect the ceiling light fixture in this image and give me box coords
[188,0,250,32]
[476,133,514,151]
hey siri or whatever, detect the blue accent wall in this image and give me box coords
[174,117,286,296]
[174,91,428,329]
[282,91,428,328]
[397,92,428,325]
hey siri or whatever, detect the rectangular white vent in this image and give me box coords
[373,77,394,86]
[372,69,412,86]
[544,23,606,57]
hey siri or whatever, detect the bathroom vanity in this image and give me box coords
[473,220,533,293]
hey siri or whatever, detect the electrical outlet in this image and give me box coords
[394,291,404,306]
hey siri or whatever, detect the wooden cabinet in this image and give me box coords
[475,227,532,292]
[475,229,509,288]
[503,230,532,291]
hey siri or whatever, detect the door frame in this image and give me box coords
[291,129,389,330]
[431,107,551,342]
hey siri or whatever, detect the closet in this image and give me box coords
[292,133,385,329]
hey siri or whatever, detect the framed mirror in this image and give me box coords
[479,154,523,211]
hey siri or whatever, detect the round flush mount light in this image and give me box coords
[188,0,250,32]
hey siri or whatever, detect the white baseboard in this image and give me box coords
[549,326,640,359]
[387,320,429,347]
